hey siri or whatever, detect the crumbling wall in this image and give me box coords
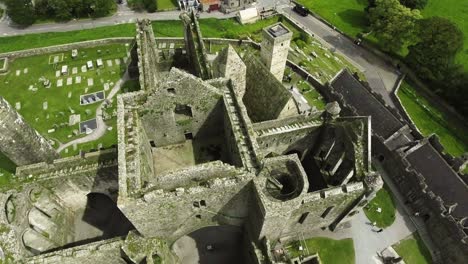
[243,53,298,122]
[254,116,323,158]
[212,45,247,98]
[0,96,59,166]
[118,162,254,242]
[140,68,224,147]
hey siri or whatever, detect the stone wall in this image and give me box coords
[139,68,224,147]
[118,162,254,242]
[0,96,59,166]
[260,23,292,82]
[249,156,366,242]
[0,38,133,59]
[243,53,298,122]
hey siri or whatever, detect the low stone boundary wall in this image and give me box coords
[0,37,134,59]
[0,57,8,73]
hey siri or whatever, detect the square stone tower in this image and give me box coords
[260,23,293,81]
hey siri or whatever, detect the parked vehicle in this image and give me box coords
[293,4,309,17]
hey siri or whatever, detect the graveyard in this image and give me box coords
[0,43,129,155]
[288,39,363,84]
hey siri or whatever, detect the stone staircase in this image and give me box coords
[255,121,318,137]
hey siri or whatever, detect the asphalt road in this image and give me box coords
[280,6,400,106]
[0,2,235,36]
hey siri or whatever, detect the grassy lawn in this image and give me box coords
[0,44,129,148]
[393,233,432,264]
[0,24,135,54]
[364,185,396,228]
[157,0,178,10]
[288,39,363,84]
[288,237,355,264]
[421,0,468,70]
[284,68,327,111]
[398,81,468,157]
[0,152,16,187]
[296,0,368,37]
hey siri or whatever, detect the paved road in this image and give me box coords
[307,206,415,264]
[0,4,235,37]
[280,6,400,106]
[57,71,129,153]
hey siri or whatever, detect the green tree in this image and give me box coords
[144,0,156,12]
[368,0,422,52]
[406,17,463,82]
[400,0,428,9]
[5,0,36,26]
[48,0,72,21]
[91,0,116,18]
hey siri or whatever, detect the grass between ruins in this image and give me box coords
[397,81,468,158]
[287,237,355,264]
[157,0,178,10]
[363,185,396,228]
[393,233,432,264]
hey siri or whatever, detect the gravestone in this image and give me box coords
[57,79,63,87]
[104,83,110,91]
[76,76,82,84]
[15,102,21,110]
[72,67,78,74]
[81,65,87,73]
[55,70,60,77]
[107,60,113,67]
[88,78,94,86]
[43,101,48,110]
[68,92,72,98]
[115,59,121,65]
[66,77,73,86]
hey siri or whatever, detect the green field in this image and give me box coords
[393,233,432,264]
[296,0,368,37]
[421,0,468,70]
[288,237,355,264]
[398,82,468,157]
[0,152,16,187]
[364,186,396,228]
[0,44,128,147]
[0,24,135,54]
[297,0,468,70]
[157,0,178,10]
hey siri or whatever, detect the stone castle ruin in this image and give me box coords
[0,12,382,263]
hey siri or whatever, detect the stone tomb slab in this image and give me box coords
[81,65,87,73]
[115,59,121,65]
[87,78,94,86]
[75,76,82,84]
[106,60,113,67]
[15,70,20,76]
[48,53,64,64]
[79,119,97,134]
[66,77,73,86]
[57,79,63,87]
[72,67,78,74]
[80,91,105,105]
[55,70,61,77]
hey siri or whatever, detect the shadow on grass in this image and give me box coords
[337,9,369,31]
[413,232,433,262]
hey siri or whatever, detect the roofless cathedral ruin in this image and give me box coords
[0,12,384,263]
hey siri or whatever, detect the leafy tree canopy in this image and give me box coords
[369,0,422,52]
